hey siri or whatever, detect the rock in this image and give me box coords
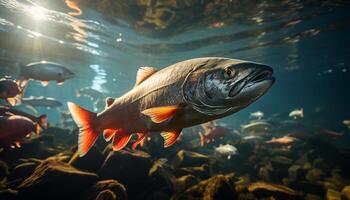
[306,169,325,182]
[172,150,209,169]
[288,165,306,182]
[258,167,271,182]
[295,153,309,166]
[0,160,9,180]
[234,141,253,157]
[147,191,170,200]
[248,181,302,200]
[11,162,37,180]
[326,189,341,200]
[85,179,127,200]
[305,193,322,200]
[99,149,152,199]
[288,181,326,196]
[0,189,18,200]
[173,175,199,193]
[175,164,210,179]
[69,146,104,173]
[313,157,330,172]
[17,160,98,199]
[341,186,350,200]
[172,174,237,200]
[96,189,116,200]
[270,156,293,166]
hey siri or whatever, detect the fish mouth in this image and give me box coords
[229,66,275,97]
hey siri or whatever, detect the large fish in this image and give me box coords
[68,57,275,156]
[0,114,41,147]
[20,61,75,86]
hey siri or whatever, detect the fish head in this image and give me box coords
[184,58,275,115]
[56,67,75,81]
[0,79,21,97]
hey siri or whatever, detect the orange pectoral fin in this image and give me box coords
[112,130,132,151]
[131,133,146,150]
[103,129,116,142]
[141,105,179,123]
[15,141,21,148]
[6,98,16,106]
[41,81,49,86]
[160,130,182,148]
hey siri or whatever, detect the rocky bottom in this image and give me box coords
[0,126,350,200]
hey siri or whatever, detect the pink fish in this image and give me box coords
[0,115,41,147]
[265,136,298,146]
[199,124,230,146]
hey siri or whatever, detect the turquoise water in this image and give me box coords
[1,0,349,126]
[1,1,350,199]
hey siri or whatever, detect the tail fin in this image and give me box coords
[198,131,205,147]
[35,124,43,136]
[37,114,48,129]
[68,102,98,156]
[300,108,304,118]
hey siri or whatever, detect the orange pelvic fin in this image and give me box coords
[103,129,115,142]
[135,67,157,86]
[41,81,49,86]
[112,130,132,151]
[15,141,21,148]
[160,130,182,148]
[68,102,98,156]
[6,98,16,106]
[141,105,179,123]
[131,133,146,150]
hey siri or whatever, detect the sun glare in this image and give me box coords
[27,6,46,20]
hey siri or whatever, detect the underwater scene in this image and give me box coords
[0,0,350,199]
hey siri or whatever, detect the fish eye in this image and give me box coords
[223,68,234,79]
[58,72,63,76]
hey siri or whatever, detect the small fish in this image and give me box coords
[76,87,103,100]
[250,111,264,119]
[287,131,311,141]
[241,120,271,135]
[0,115,41,147]
[19,61,75,86]
[199,124,230,146]
[320,129,344,138]
[0,77,27,106]
[67,57,275,156]
[289,108,304,119]
[265,136,298,146]
[0,106,47,130]
[343,120,350,129]
[242,135,264,142]
[215,144,238,159]
[22,96,63,108]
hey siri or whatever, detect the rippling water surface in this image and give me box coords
[0,0,349,123]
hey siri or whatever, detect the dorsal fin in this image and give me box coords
[135,67,157,86]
